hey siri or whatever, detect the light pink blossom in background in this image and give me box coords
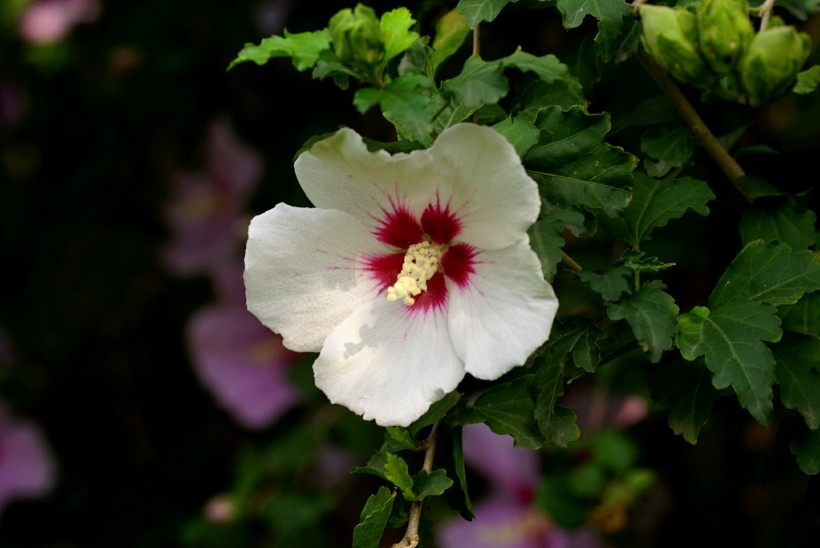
[560,385,649,433]
[437,423,607,548]
[18,0,101,45]
[187,262,301,429]
[163,116,263,278]
[187,297,301,430]
[0,405,56,516]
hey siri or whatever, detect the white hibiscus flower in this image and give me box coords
[244,123,558,426]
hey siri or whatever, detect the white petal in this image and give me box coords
[429,124,541,249]
[447,239,558,380]
[313,298,465,427]
[295,128,438,227]
[244,203,386,352]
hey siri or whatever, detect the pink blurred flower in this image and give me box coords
[437,423,606,548]
[18,0,101,45]
[560,385,649,434]
[0,405,56,515]
[186,264,301,430]
[163,116,263,278]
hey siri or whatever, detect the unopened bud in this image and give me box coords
[740,25,812,106]
[329,4,385,69]
[697,0,754,75]
[640,5,712,86]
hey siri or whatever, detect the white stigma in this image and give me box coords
[386,241,444,306]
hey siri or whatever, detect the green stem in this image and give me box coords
[392,421,441,548]
[637,49,752,204]
[560,250,583,273]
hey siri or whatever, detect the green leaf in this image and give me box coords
[780,291,820,336]
[772,332,820,430]
[676,300,782,425]
[541,318,603,373]
[352,487,396,548]
[412,469,453,500]
[607,280,679,362]
[380,8,421,62]
[229,29,332,71]
[640,126,695,178]
[493,115,540,157]
[471,374,543,449]
[501,49,584,99]
[456,0,518,27]
[793,65,820,95]
[790,427,820,475]
[409,391,461,439]
[532,355,581,447]
[524,106,636,218]
[555,0,633,60]
[710,240,820,308]
[384,453,415,499]
[430,9,471,74]
[385,427,418,451]
[579,266,630,302]
[349,445,390,480]
[441,55,509,107]
[606,172,714,247]
[736,175,782,200]
[650,358,722,444]
[441,426,474,519]
[738,196,817,250]
[353,73,437,144]
[527,216,565,282]
[619,249,675,273]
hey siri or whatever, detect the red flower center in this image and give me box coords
[367,201,476,311]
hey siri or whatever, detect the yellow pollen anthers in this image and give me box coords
[386,241,444,306]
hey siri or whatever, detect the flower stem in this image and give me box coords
[392,421,441,548]
[560,249,583,273]
[636,49,752,203]
[758,0,777,32]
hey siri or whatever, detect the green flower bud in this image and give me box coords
[697,0,755,75]
[740,25,812,106]
[640,5,712,87]
[329,4,385,69]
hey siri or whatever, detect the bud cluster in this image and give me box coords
[640,1,812,106]
[329,4,385,72]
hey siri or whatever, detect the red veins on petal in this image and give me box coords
[441,243,476,288]
[421,201,461,245]
[374,205,422,248]
[365,253,405,291]
[407,271,448,312]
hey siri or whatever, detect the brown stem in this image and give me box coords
[392,421,441,548]
[636,49,752,203]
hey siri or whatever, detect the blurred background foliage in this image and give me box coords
[1,0,820,547]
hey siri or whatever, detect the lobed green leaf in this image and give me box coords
[772,333,820,430]
[532,355,581,447]
[471,374,543,449]
[649,358,722,444]
[676,300,782,425]
[456,0,519,28]
[607,280,679,362]
[710,240,820,308]
[791,427,820,475]
[738,197,817,250]
[606,172,714,247]
[524,106,636,218]
[352,487,396,548]
[229,29,331,71]
[555,0,633,60]
[380,8,421,62]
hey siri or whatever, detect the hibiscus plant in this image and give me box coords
[225,1,820,546]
